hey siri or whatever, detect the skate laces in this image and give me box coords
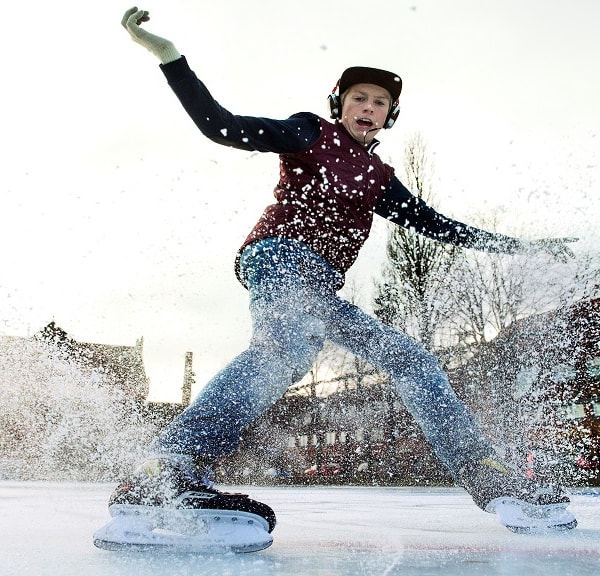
[139,459,165,477]
[458,455,512,485]
[480,457,510,475]
[187,461,215,490]
[463,456,568,505]
[137,456,214,489]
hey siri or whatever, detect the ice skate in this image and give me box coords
[459,456,577,533]
[93,457,276,553]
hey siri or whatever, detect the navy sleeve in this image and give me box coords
[375,177,524,253]
[159,57,321,154]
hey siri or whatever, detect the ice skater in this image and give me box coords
[95,7,578,552]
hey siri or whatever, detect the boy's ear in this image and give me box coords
[328,93,342,119]
[384,100,401,129]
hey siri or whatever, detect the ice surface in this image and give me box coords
[1,482,598,576]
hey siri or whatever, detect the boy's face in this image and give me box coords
[340,83,392,145]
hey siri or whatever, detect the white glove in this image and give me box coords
[121,7,181,64]
[529,237,578,262]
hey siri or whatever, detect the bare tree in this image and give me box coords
[441,222,527,362]
[372,133,600,370]
[373,133,458,352]
[442,212,600,365]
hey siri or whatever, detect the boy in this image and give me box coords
[94,7,577,552]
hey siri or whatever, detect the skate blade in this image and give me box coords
[488,498,578,533]
[93,508,273,554]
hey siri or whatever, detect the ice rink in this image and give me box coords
[1,482,598,576]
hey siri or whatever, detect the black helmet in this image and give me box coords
[338,66,402,101]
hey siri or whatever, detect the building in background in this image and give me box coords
[220,299,600,486]
[30,321,150,402]
[3,297,598,486]
[450,298,600,485]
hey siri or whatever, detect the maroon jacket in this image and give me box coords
[239,118,394,275]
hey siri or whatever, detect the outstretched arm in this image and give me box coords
[159,57,322,154]
[120,8,321,154]
[121,7,181,64]
[376,177,577,262]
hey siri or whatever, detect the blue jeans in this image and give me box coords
[151,238,493,476]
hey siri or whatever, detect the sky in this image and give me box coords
[1,0,599,401]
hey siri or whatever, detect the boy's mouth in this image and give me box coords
[356,118,374,128]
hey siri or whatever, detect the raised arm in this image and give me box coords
[376,177,577,262]
[120,7,321,154]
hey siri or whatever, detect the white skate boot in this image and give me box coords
[93,457,276,553]
[459,456,577,533]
